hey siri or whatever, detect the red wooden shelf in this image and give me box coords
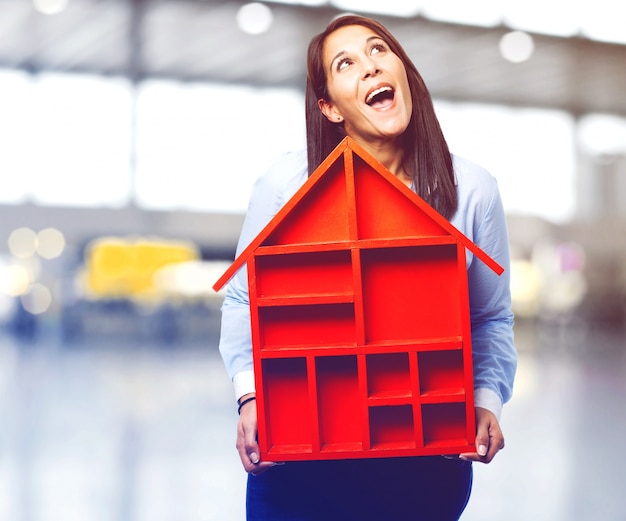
[215,137,504,461]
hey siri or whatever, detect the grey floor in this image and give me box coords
[0,319,624,521]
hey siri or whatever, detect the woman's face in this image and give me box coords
[319,24,413,147]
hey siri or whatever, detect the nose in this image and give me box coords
[361,57,381,79]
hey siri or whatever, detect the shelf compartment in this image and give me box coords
[319,441,363,454]
[317,356,361,450]
[257,293,354,307]
[264,159,351,246]
[258,303,356,349]
[356,336,463,352]
[369,405,415,449]
[260,358,312,452]
[361,245,462,343]
[418,350,465,397]
[420,389,466,404]
[353,155,449,241]
[422,403,468,447]
[254,250,353,299]
[366,352,411,399]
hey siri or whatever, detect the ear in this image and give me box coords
[318,98,344,123]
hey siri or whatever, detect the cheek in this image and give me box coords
[404,89,413,115]
[399,78,412,113]
[328,75,361,106]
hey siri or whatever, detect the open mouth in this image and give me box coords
[365,85,395,108]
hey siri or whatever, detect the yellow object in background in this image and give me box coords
[84,237,199,298]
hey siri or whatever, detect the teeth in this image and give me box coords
[366,86,393,105]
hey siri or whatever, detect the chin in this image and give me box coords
[378,124,409,139]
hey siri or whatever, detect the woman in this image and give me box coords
[219,14,516,521]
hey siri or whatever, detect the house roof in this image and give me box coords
[213,137,503,292]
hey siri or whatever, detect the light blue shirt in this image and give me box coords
[218,150,517,419]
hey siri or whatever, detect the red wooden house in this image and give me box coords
[214,137,503,461]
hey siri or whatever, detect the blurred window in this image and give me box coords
[0,70,586,223]
[135,80,306,213]
[0,71,134,207]
[0,69,35,203]
[435,101,576,224]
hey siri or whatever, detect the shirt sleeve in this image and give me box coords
[218,151,307,400]
[465,175,517,421]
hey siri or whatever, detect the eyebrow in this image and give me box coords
[329,35,384,72]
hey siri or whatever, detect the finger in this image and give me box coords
[236,438,279,475]
[458,452,481,462]
[242,419,260,465]
[475,430,490,459]
[237,441,259,472]
[236,434,255,472]
[250,461,282,476]
[459,430,493,463]
[486,429,505,462]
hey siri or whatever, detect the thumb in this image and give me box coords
[241,409,261,464]
[475,429,489,457]
[245,434,260,464]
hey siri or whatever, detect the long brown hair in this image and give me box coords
[305,15,457,219]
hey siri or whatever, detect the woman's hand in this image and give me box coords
[459,407,505,464]
[236,394,278,475]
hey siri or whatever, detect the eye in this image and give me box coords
[371,42,387,55]
[336,57,353,71]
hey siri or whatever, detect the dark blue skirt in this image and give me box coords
[246,456,473,521]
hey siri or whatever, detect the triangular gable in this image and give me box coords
[264,157,352,246]
[351,153,449,240]
[214,137,502,291]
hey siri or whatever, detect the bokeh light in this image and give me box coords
[20,283,52,315]
[8,227,37,259]
[37,227,66,259]
[32,0,69,15]
[330,0,420,17]
[510,259,542,318]
[0,264,32,297]
[153,260,232,298]
[236,3,274,35]
[499,31,535,63]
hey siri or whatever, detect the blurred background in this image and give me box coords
[0,0,625,519]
